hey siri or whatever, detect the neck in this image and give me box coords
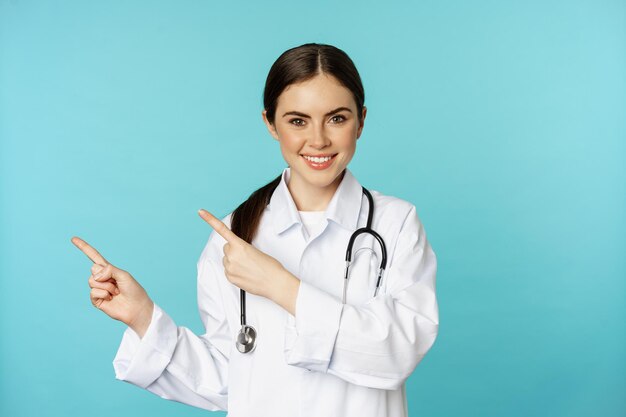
[287,170,345,211]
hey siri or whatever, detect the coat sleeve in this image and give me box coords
[112,236,231,410]
[283,205,439,390]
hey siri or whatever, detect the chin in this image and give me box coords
[311,170,345,186]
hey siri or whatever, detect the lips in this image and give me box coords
[301,154,337,170]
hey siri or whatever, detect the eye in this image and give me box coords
[330,114,346,123]
[289,118,306,127]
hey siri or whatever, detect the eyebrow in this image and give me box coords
[282,107,353,118]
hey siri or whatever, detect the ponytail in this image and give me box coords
[230,174,282,244]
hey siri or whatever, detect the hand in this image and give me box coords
[71,236,154,337]
[198,209,299,307]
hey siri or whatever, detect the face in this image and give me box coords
[262,73,367,194]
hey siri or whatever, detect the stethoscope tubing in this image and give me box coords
[236,186,387,354]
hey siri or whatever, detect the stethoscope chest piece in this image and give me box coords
[236,324,257,353]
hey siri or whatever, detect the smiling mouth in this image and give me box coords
[301,153,337,161]
[301,153,337,170]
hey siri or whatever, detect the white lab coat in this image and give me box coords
[112,167,439,417]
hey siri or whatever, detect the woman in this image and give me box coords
[72,43,439,417]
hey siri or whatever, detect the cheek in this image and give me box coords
[278,131,305,154]
[338,131,358,151]
[336,137,357,164]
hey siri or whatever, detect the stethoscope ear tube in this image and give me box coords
[343,227,387,304]
[345,227,387,268]
[342,187,388,304]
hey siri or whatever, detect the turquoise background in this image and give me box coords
[1,0,624,416]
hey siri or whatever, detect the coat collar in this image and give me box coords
[268,167,364,235]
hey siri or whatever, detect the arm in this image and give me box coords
[283,205,439,390]
[112,239,231,411]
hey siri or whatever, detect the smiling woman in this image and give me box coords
[73,42,439,417]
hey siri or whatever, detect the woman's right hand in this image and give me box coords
[71,236,154,338]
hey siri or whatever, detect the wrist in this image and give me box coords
[271,269,300,316]
[129,299,154,339]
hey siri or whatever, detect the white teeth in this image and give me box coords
[303,155,333,163]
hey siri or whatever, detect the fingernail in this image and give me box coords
[115,288,120,295]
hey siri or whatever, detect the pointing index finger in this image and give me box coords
[198,209,240,243]
[71,236,108,265]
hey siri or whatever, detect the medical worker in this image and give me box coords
[72,42,439,417]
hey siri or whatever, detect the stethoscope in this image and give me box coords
[236,186,388,354]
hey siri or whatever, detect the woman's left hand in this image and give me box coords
[198,209,295,303]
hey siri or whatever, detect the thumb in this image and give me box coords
[94,263,129,283]
[91,263,105,276]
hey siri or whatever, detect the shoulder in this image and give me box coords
[365,189,435,277]
[367,188,419,228]
[364,187,431,250]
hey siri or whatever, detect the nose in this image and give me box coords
[308,124,331,149]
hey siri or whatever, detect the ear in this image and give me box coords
[356,106,367,139]
[262,110,280,141]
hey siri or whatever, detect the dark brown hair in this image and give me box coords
[230,43,365,244]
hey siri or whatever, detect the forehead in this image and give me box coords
[276,74,356,112]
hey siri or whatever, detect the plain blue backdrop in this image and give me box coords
[1,1,624,416]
